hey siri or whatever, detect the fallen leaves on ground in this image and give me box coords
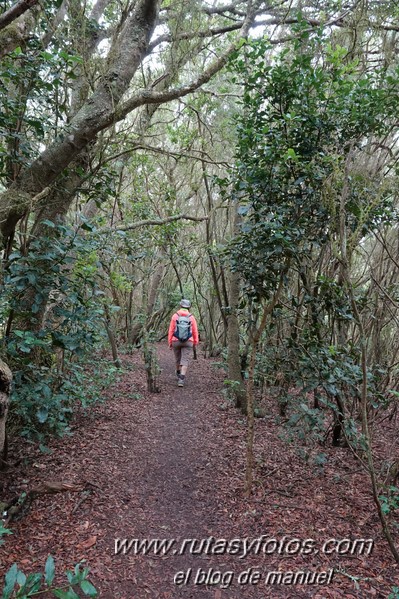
[0,343,398,598]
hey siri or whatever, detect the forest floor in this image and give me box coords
[0,343,398,598]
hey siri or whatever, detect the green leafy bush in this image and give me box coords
[2,557,97,598]
[1,221,119,439]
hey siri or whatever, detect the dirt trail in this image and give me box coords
[105,344,239,598]
[0,344,398,598]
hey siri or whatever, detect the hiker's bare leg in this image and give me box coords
[173,344,182,374]
[180,365,188,376]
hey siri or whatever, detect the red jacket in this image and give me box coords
[168,309,199,346]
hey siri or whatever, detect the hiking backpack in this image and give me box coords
[174,313,192,342]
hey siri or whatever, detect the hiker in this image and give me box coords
[168,299,199,387]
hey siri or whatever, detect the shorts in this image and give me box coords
[172,340,193,367]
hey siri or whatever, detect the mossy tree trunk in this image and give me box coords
[0,359,12,467]
[227,270,246,412]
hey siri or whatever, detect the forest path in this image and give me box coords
[100,343,244,598]
[0,344,397,598]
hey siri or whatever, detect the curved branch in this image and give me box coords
[97,213,209,234]
[118,41,240,118]
[147,17,298,53]
[0,0,38,31]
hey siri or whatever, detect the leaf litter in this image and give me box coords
[0,343,397,598]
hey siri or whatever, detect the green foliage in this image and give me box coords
[225,36,399,297]
[0,40,83,180]
[379,487,399,515]
[0,522,12,546]
[222,378,242,403]
[284,400,326,445]
[222,32,399,448]
[1,557,97,598]
[9,356,119,440]
[1,221,119,439]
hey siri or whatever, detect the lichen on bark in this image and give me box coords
[0,188,32,247]
[0,358,12,464]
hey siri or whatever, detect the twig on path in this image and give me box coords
[262,488,297,498]
[261,467,278,478]
[250,498,308,510]
[269,502,309,510]
[2,480,98,525]
[72,489,92,514]
[335,567,373,585]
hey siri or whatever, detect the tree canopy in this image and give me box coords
[1,0,399,585]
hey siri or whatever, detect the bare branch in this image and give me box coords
[202,2,247,17]
[31,187,51,204]
[90,0,113,21]
[120,5,355,119]
[147,17,303,52]
[115,2,262,119]
[0,0,38,31]
[41,0,69,48]
[97,213,209,234]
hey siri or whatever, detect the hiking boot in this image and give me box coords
[177,378,184,387]
[176,370,181,379]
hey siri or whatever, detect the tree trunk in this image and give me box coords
[227,270,246,412]
[104,306,121,368]
[246,276,284,497]
[0,0,160,246]
[130,264,165,345]
[0,359,12,467]
[142,333,160,393]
